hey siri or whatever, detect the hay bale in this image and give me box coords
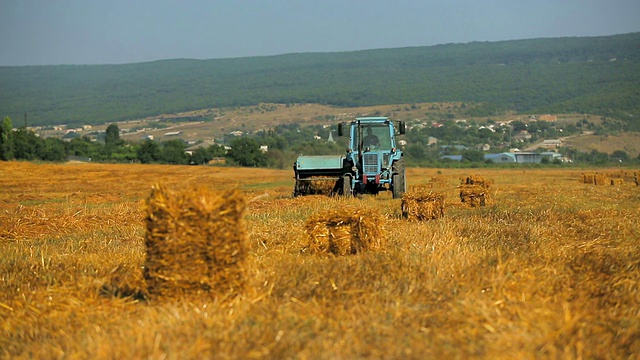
[610,178,624,186]
[144,184,248,300]
[459,184,488,207]
[461,174,492,188]
[305,207,385,255]
[593,173,609,186]
[401,190,445,221]
[583,172,610,185]
[582,173,595,184]
[459,174,492,207]
[295,176,338,195]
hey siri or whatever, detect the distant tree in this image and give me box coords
[587,149,609,165]
[38,138,67,162]
[477,127,496,141]
[611,150,629,161]
[190,144,227,165]
[404,144,427,162]
[190,147,211,165]
[105,124,122,147]
[109,145,138,163]
[66,137,92,157]
[210,144,227,158]
[265,149,291,169]
[137,140,161,164]
[12,128,39,160]
[160,139,188,164]
[510,120,527,132]
[461,149,485,163]
[226,137,268,167]
[0,117,14,160]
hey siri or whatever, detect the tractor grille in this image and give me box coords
[363,153,379,174]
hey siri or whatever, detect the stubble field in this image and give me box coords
[1,161,639,359]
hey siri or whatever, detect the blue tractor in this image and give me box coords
[293,117,406,198]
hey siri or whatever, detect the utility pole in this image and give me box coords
[24,113,27,128]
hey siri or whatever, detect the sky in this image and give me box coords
[1,0,639,66]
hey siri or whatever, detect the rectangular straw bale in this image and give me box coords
[461,174,492,188]
[593,173,609,186]
[459,184,489,207]
[305,207,385,255]
[401,190,445,221]
[582,172,610,185]
[610,178,624,186]
[582,173,595,184]
[296,176,338,195]
[144,184,248,300]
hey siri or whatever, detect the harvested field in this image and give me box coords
[1,162,639,359]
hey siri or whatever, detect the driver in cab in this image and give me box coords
[363,127,380,148]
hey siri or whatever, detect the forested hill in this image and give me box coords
[1,32,639,128]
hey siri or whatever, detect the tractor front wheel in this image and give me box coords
[392,159,406,199]
[341,174,353,197]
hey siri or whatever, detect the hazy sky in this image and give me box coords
[1,0,639,66]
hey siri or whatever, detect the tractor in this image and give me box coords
[293,116,406,198]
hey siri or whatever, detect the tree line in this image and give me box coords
[0,118,231,165]
[2,116,637,168]
[0,117,343,167]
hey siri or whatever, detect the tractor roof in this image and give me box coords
[354,117,389,124]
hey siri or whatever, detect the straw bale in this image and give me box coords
[305,207,385,255]
[144,184,248,300]
[582,173,595,184]
[610,178,624,186]
[593,173,609,186]
[461,174,492,188]
[296,176,338,195]
[582,172,610,185]
[459,184,489,207]
[401,190,445,221]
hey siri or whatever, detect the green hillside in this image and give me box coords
[1,33,639,128]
